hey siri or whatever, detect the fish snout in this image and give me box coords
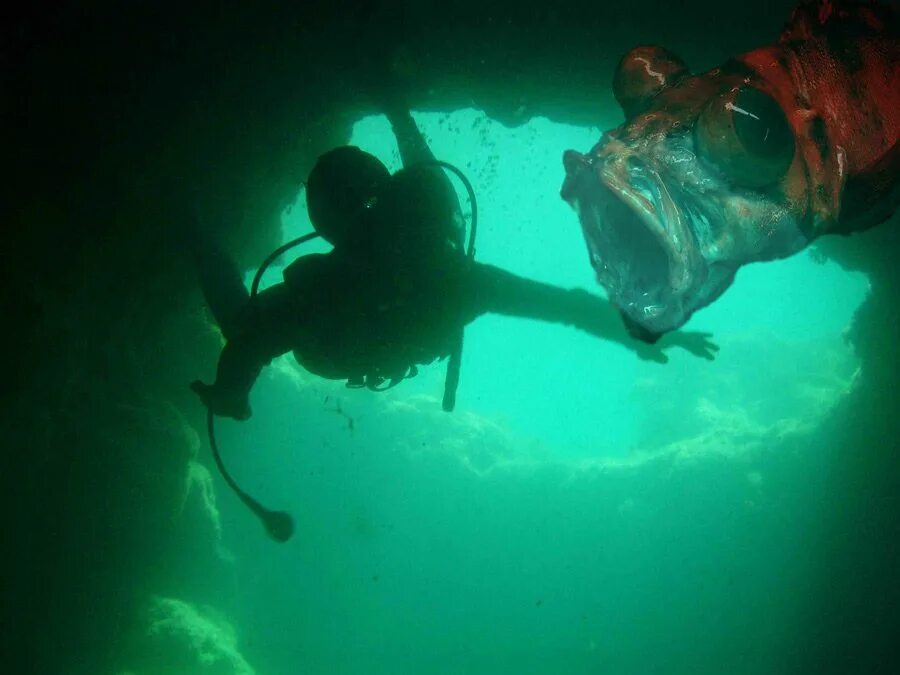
[561,150,594,202]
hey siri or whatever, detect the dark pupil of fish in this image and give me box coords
[732,88,793,160]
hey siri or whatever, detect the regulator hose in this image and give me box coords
[202,235,321,543]
[206,408,295,542]
[204,158,477,541]
[425,161,478,411]
[250,231,320,297]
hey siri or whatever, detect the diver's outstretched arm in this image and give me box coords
[464,262,717,362]
[383,101,437,168]
[465,262,640,350]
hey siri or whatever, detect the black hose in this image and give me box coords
[424,160,478,412]
[426,160,478,259]
[250,232,321,297]
[205,234,319,542]
[204,232,321,541]
[207,409,294,542]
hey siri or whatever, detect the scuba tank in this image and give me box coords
[203,160,478,542]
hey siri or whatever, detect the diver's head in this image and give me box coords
[306,146,390,247]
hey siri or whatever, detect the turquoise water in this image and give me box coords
[208,110,869,673]
[265,110,866,459]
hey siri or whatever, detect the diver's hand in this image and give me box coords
[190,380,252,421]
[658,331,719,361]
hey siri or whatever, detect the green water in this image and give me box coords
[10,2,898,674]
[207,110,868,674]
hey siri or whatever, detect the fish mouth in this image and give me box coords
[565,154,704,333]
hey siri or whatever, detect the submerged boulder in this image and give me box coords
[121,596,256,675]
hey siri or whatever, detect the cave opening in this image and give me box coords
[195,110,874,673]
[179,110,868,673]
[247,109,870,463]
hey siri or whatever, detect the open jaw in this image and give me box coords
[575,166,703,333]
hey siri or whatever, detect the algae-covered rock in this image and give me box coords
[180,460,224,544]
[122,597,255,675]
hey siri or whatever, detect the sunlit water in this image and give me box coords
[262,109,868,460]
[219,109,869,674]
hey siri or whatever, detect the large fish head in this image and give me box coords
[561,46,838,334]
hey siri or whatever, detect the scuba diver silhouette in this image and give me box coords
[188,98,717,541]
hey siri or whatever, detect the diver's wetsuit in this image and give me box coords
[192,106,691,420]
[199,250,645,419]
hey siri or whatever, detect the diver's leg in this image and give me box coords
[383,104,465,250]
[383,99,437,168]
[191,284,297,420]
[186,224,250,341]
[360,55,467,248]
[384,102,460,200]
[191,339,260,420]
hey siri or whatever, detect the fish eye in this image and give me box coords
[694,86,795,188]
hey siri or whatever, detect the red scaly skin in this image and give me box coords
[744,0,900,232]
[561,0,899,335]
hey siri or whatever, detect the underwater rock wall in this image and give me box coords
[5,1,897,673]
[794,217,900,673]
